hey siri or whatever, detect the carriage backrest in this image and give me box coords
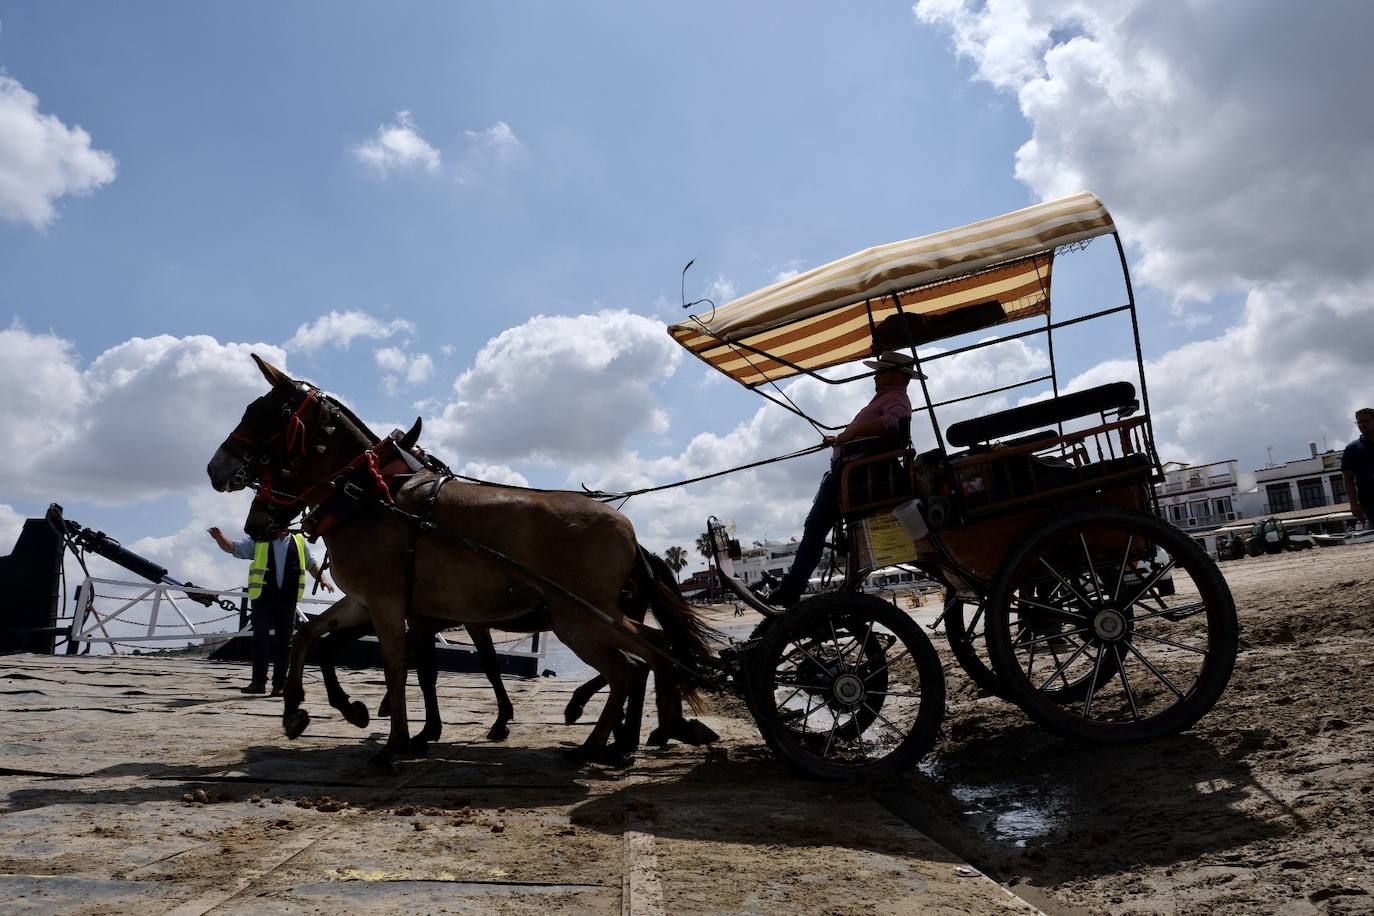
[945,381,1137,448]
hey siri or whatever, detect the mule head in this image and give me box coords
[206,354,311,493]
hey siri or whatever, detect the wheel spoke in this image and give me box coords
[1111,534,1135,605]
[863,646,910,682]
[966,602,986,638]
[1115,644,1141,722]
[1124,640,1187,699]
[851,617,878,667]
[1131,601,1207,623]
[1011,596,1091,623]
[1131,629,1209,656]
[1080,644,1107,718]
[1080,533,1104,606]
[1036,637,1091,691]
[1037,556,1098,612]
[862,700,903,738]
[1119,557,1177,611]
[798,694,817,736]
[1015,626,1092,649]
[822,710,839,759]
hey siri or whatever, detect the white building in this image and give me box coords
[1238,443,1349,517]
[1153,459,1243,531]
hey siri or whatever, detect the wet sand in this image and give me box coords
[908,541,1374,915]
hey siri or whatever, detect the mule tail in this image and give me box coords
[637,546,718,711]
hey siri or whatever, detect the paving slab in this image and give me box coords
[0,653,1039,914]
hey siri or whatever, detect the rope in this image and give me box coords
[583,442,828,503]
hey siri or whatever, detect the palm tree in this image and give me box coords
[663,545,688,583]
[695,531,716,600]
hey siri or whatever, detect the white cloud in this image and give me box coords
[0,503,25,555]
[353,110,441,176]
[285,309,415,354]
[426,310,681,464]
[457,462,530,488]
[1,326,286,504]
[706,275,736,306]
[0,75,117,228]
[374,346,434,394]
[917,0,1374,465]
[465,121,521,155]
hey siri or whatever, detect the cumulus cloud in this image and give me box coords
[0,74,117,228]
[917,0,1374,464]
[1,325,285,504]
[374,346,434,394]
[465,121,521,155]
[353,110,441,176]
[285,309,415,354]
[426,310,681,464]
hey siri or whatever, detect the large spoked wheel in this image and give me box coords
[985,507,1238,743]
[941,590,1007,699]
[751,593,945,781]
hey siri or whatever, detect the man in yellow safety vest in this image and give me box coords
[208,526,333,695]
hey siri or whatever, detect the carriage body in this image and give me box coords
[677,193,1238,780]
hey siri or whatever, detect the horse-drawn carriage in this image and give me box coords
[671,191,1238,779]
[208,192,1237,782]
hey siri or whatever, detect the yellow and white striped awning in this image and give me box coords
[668,192,1116,387]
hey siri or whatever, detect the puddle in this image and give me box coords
[919,760,1061,847]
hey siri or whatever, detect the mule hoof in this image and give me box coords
[563,701,585,725]
[406,738,431,757]
[646,726,669,747]
[487,722,510,742]
[283,709,310,740]
[344,701,370,729]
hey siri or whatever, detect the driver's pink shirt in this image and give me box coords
[832,388,912,463]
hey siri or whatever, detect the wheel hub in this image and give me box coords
[831,672,866,706]
[1093,608,1128,641]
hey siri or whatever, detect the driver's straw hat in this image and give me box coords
[862,351,925,379]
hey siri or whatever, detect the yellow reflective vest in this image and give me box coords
[247,535,308,600]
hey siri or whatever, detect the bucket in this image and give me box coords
[892,499,929,541]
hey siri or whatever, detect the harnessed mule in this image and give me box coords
[207,355,717,770]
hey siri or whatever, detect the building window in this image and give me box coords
[1266,483,1294,513]
[1331,474,1347,504]
[1297,477,1326,509]
[1168,504,1186,523]
[1212,496,1233,517]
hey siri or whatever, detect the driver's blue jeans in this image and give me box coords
[778,468,841,599]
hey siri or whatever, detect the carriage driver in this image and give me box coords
[770,351,923,608]
[208,526,334,695]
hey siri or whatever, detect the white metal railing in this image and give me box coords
[67,577,544,660]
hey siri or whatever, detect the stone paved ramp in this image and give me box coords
[0,653,1039,915]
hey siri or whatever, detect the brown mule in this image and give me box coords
[207,355,717,771]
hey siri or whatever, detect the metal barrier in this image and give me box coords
[66,577,544,662]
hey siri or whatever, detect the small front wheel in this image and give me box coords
[750,593,944,781]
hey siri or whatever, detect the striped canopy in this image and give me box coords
[668,192,1115,387]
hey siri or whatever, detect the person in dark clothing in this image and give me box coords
[208,527,333,695]
[1342,407,1374,526]
[771,352,924,608]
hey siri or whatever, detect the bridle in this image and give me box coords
[226,384,395,523]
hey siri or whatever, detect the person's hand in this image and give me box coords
[207,526,222,540]
[320,576,336,593]
[822,435,838,447]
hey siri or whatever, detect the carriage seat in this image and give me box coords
[945,381,1138,448]
[839,417,915,514]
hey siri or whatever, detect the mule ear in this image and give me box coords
[251,353,292,388]
[399,417,422,450]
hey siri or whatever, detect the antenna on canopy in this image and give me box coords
[680,259,717,323]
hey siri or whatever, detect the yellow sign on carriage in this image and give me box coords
[860,512,918,568]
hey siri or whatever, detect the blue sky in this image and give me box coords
[3,1,1372,588]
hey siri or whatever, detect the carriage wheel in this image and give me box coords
[941,591,1007,699]
[751,593,944,781]
[984,507,1237,743]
